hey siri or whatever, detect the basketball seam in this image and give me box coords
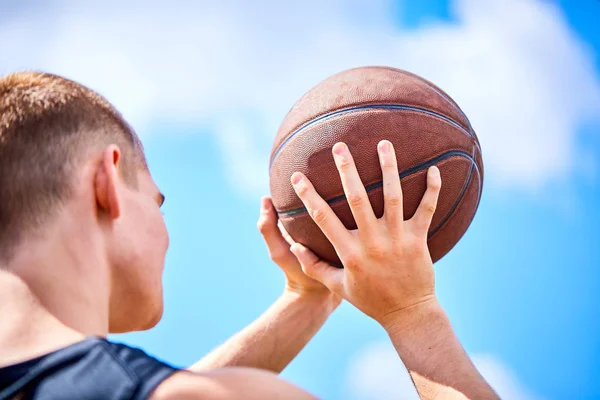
[427,145,483,251]
[269,104,479,169]
[276,150,475,216]
[371,66,475,134]
[428,161,475,239]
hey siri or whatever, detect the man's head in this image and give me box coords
[0,72,169,333]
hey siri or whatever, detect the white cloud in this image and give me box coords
[344,341,542,400]
[1,0,598,196]
[344,341,419,400]
[471,354,544,400]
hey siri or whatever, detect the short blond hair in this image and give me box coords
[0,72,145,261]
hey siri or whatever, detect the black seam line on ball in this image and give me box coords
[374,66,476,136]
[427,159,477,240]
[269,104,475,170]
[276,150,474,217]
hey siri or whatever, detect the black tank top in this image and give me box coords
[0,337,179,400]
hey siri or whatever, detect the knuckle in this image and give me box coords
[269,250,287,264]
[408,239,428,257]
[302,263,317,277]
[342,251,361,269]
[311,207,328,224]
[337,158,354,172]
[347,193,365,208]
[256,218,269,233]
[295,183,309,197]
[365,241,388,260]
[386,194,402,208]
[429,179,442,192]
[425,203,437,215]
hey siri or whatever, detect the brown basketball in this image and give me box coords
[269,66,483,266]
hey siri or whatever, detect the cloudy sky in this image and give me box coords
[2,0,599,398]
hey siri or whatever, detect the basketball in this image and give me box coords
[269,66,483,266]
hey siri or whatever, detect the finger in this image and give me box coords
[332,142,377,233]
[290,243,344,294]
[291,172,354,252]
[411,166,442,236]
[257,196,298,266]
[378,140,403,230]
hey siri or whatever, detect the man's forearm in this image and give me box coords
[383,300,499,400]
[189,290,340,373]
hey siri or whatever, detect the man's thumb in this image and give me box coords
[290,243,343,293]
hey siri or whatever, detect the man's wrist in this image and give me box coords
[282,286,342,314]
[378,296,446,336]
[378,297,498,399]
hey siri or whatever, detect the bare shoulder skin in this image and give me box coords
[150,368,316,400]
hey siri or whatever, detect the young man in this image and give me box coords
[0,72,498,399]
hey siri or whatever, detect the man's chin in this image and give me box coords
[142,305,164,330]
[109,305,164,333]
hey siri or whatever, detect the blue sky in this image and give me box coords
[2,0,599,398]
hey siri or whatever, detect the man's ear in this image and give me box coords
[94,145,122,220]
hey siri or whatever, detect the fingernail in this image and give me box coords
[379,140,391,153]
[332,142,347,156]
[429,166,440,177]
[291,172,303,185]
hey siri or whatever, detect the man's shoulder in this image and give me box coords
[150,367,318,400]
[0,337,178,400]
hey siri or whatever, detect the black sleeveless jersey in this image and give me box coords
[0,337,179,400]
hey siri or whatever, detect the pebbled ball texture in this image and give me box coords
[269,66,483,266]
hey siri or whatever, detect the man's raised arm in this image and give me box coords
[289,140,499,399]
[190,197,340,373]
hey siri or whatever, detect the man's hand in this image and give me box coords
[289,140,498,399]
[257,196,340,301]
[288,140,438,325]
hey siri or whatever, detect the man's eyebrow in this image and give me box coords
[157,193,165,207]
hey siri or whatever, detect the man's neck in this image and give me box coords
[0,270,86,366]
[0,230,111,366]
